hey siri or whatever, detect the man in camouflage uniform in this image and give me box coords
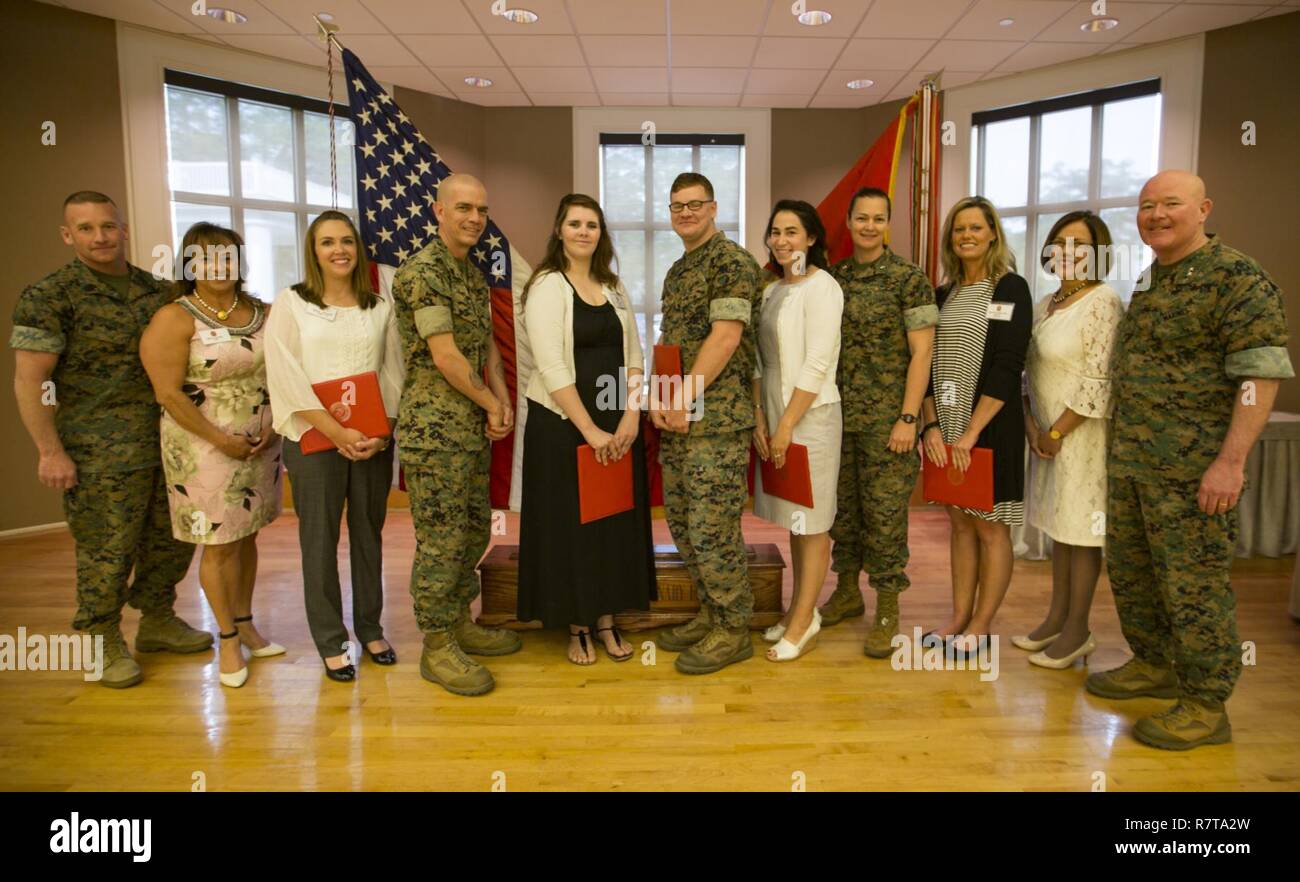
[820,188,937,658]
[652,173,763,674]
[10,191,209,688]
[1088,170,1294,749]
[392,173,520,696]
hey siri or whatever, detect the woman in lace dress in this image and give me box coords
[1015,212,1123,668]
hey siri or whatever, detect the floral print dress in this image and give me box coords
[161,297,282,544]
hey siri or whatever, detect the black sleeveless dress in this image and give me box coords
[517,284,656,627]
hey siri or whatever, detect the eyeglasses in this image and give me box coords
[668,200,714,214]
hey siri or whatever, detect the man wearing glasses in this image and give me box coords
[653,173,763,674]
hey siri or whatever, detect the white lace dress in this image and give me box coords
[1025,284,1123,546]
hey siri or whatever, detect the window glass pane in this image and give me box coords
[243,209,300,299]
[970,125,979,195]
[170,202,232,256]
[980,118,1029,207]
[653,229,683,305]
[700,146,740,226]
[1000,214,1026,277]
[1101,94,1160,199]
[165,87,229,197]
[238,99,296,203]
[1038,106,1091,204]
[602,146,645,223]
[652,146,694,224]
[612,230,646,309]
[1100,206,1151,301]
[305,112,356,209]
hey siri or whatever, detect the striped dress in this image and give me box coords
[933,278,1025,526]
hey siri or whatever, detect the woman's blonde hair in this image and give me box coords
[939,196,1016,288]
[292,210,377,309]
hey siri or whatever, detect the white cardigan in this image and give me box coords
[522,270,645,419]
[755,269,843,410]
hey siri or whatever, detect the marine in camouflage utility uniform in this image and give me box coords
[1100,236,1293,732]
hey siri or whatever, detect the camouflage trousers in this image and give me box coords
[1106,475,1241,703]
[660,429,752,628]
[404,447,490,633]
[830,429,917,595]
[63,465,195,631]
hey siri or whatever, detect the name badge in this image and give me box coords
[986,302,1015,321]
[306,304,338,321]
[199,328,232,345]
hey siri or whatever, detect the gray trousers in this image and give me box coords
[283,439,395,658]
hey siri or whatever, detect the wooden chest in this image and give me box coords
[478,543,786,632]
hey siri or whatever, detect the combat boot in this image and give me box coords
[863,591,900,659]
[818,578,866,627]
[1133,699,1231,750]
[91,624,143,689]
[136,612,213,653]
[419,631,495,696]
[674,625,753,674]
[453,615,522,656]
[1085,657,1178,699]
[657,607,712,652]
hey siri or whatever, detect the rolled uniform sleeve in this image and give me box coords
[708,249,758,325]
[10,281,69,354]
[406,264,454,339]
[794,277,843,394]
[1217,272,1295,380]
[901,268,939,331]
[524,273,576,394]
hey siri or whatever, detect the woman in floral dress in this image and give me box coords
[141,223,283,688]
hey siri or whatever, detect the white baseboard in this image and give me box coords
[0,522,68,541]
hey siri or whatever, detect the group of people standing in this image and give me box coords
[11,164,1291,751]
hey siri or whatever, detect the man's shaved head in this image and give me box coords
[1140,170,1206,204]
[434,173,489,258]
[1138,169,1212,265]
[438,173,486,207]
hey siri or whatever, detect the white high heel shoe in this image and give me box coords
[763,622,787,644]
[767,610,821,662]
[1028,633,1096,669]
[218,631,249,688]
[1012,632,1061,652]
[235,615,286,658]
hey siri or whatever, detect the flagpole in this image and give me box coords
[313,15,345,209]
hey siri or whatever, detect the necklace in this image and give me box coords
[1052,280,1094,304]
[192,289,239,321]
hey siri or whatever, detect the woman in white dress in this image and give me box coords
[1016,212,1123,668]
[752,200,844,662]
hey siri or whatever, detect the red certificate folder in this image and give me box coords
[576,444,634,524]
[299,371,391,454]
[653,344,682,381]
[922,445,994,512]
[758,443,814,508]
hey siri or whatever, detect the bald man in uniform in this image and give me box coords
[1088,171,1294,749]
[392,173,522,696]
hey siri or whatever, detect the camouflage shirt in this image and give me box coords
[392,236,492,454]
[658,231,762,435]
[831,248,938,433]
[1110,236,1294,483]
[10,259,172,473]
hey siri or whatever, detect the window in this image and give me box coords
[971,80,1160,300]
[599,133,745,344]
[163,70,357,300]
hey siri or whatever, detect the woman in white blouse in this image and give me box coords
[1017,211,1123,669]
[264,211,405,682]
[752,199,844,662]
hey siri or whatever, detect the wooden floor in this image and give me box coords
[1,509,1297,792]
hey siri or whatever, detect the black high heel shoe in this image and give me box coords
[323,657,356,682]
[365,642,397,665]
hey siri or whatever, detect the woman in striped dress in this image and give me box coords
[920,197,1032,655]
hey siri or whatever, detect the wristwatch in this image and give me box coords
[1049,428,1063,440]
[899,413,918,424]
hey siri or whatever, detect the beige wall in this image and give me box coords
[1198,11,1300,413]
[2,0,128,532]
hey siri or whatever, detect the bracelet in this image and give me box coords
[922,421,940,435]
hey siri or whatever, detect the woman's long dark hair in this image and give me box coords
[292,210,378,309]
[521,194,620,306]
[765,199,828,277]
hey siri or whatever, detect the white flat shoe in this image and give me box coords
[762,622,787,644]
[1028,634,1096,669]
[219,665,249,688]
[1012,632,1061,652]
[767,610,821,662]
[249,642,286,658]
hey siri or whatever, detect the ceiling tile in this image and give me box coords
[335,34,421,65]
[526,92,603,106]
[761,0,873,37]
[597,92,670,105]
[355,0,479,33]
[671,68,750,92]
[741,93,811,107]
[838,37,935,69]
[154,0,293,34]
[580,35,668,66]
[1099,42,1142,55]
[431,66,523,92]
[1034,2,1175,43]
[264,0,388,34]
[916,39,1023,70]
[221,34,327,67]
[672,93,743,107]
[917,68,984,89]
[671,35,759,67]
[567,0,667,33]
[367,65,450,95]
[511,66,596,91]
[1253,3,1299,15]
[856,0,977,38]
[671,0,771,35]
[404,34,502,68]
[463,0,575,35]
[591,67,670,92]
[946,0,1077,42]
[752,36,849,69]
[451,91,534,106]
[994,40,1103,71]
[818,69,909,95]
[745,68,830,91]
[1125,3,1272,42]
[809,95,875,107]
[489,34,583,66]
[56,0,201,32]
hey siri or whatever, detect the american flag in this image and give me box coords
[342,47,533,510]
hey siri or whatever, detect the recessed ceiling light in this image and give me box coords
[464,76,494,88]
[846,78,874,90]
[502,8,539,24]
[205,7,248,25]
[315,12,334,22]
[998,18,1015,27]
[1081,16,1120,32]
[797,10,832,26]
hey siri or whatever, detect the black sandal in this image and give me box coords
[595,625,634,662]
[568,628,595,666]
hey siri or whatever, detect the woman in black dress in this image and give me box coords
[518,194,656,665]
